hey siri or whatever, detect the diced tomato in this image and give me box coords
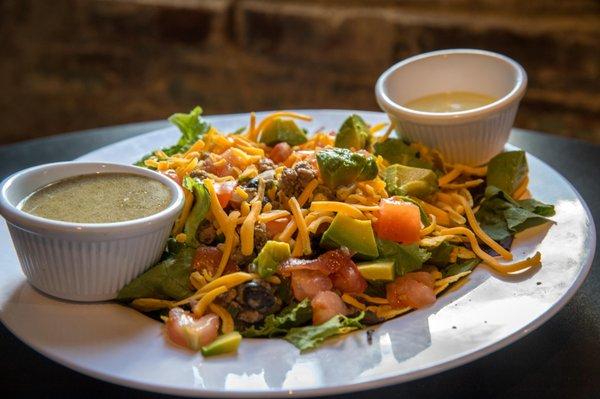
[161,169,182,185]
[204,157,233,177]
[331,259,367,294]
[192,246,238,276]
[311,291,347,325]
[265,217,290,238]
[291,270,333,301]
[270,142,292,164]
[405,271,435,288]
[386,274,436,309]
[165,308,220,349]
[278,249,350,277]
[375,198,421,244]
[214,180,236,208]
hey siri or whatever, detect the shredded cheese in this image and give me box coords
[440,227,541,274]
[254,111,313,142]
[455,195,513,260]
[208,303,234,334]
[172,189,194,235]
[369,122,387,134]
[420,214,437,236]
[438,166,463,186]
[354,293,389,305]
[235,186,249,201]
[203,179,235,279]
[193,285,228,316]
[259,210,290,223]
[441,179,484,190]
[298,179,319,207]
[289,197,311,256]
[276,219,298,242]
[241,201,262,256]
[419,201,451,226]
[199,272,254,294]
[341,294,366,310]
[309,201,365,219]
[307,215,334,234]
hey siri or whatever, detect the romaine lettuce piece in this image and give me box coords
[135,106,210,166]
[284,312,365,352]
[475,186,555,242]
[242,299,312,338]
[182,177,211,247]
[486,151,528,194]
[117,247,196,301]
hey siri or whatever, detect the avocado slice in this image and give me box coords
[255,241,291,278]
[384,164,439,199]
[259,118,308,146]
[357,260,395,281]
[335,114,372,150]
[320,214,378,258]
[201,332,242,356]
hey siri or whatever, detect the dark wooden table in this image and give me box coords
[1,122,598,398]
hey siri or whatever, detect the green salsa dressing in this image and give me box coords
[19,173,171,223]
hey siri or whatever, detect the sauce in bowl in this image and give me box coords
[404,91,497,113]
[19,173,171,223]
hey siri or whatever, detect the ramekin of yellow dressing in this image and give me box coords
[376,49,527,165]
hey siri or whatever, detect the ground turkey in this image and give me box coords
[278,161,318,198]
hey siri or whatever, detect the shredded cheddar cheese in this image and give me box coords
[208,303,234,334]
[193,285,228,316]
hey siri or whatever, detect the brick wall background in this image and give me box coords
[0,0,598,144]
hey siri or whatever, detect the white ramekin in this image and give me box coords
[375,49,527,165]
[0,162,184,302]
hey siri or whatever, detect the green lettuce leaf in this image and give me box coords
[117,247,196,301]
[373,138,432,169]
[486,151,528,194]
[428,241,454,266]
[284,312,365,351]
[376,238,430,276]
[182,176,211,247]
[242,299,312,338]
[476,186,555,241]
[443,258,481,278]
[135,106,210,166]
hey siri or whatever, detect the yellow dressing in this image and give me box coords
[405,91,497,113]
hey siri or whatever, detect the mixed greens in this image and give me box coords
[118,107,555,355]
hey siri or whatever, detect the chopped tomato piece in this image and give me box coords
[375,198,421,244]
[405,271,435,288]
[278,249,350,277]
[204,157,233,177]
[386,274,436,309]
[265,217,290,238]
[165,308,220,349]
[331,259,367,294]
[270,142,292,164]
[192,246,238,276]
[161,169,182,185]
[291,270,333,301]
[311,291,347,325]
[214,180,236,208]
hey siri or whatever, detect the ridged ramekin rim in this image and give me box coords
[0,162,184,236]
[375,48,528,125]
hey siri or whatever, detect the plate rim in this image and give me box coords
[1,109,596,398]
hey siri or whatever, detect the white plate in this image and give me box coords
[0,110,595,398]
